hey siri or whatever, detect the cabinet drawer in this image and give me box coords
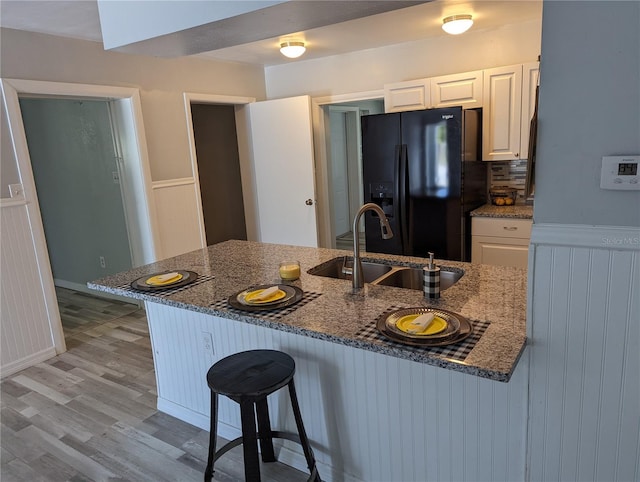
[472,217,532,239]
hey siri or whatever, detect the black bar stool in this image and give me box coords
[204,349,321,482]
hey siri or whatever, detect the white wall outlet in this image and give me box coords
[201,331,214,358]
[99,256,106,268]
[9,183,24,198]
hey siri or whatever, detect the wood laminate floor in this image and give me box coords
[1,288,308,482]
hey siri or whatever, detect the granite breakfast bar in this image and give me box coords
[89,240,529,482]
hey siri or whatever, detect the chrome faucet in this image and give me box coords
[350,203,393,289]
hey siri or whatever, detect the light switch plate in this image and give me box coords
[600,156,640,190]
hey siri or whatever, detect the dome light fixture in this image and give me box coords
[442,14,474,35]
[280,41,306,59]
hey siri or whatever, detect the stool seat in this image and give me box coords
[207,350,294,400]
[204,349,321,482]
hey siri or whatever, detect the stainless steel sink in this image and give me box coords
[308,256,463,291]
[374,267,463,291]
[307,257,393,283]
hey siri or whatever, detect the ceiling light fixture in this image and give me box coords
[442,14,473,35]
[280,41,306,59]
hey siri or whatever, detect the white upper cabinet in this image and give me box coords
[482,61,540,161]
[383,79,430,113]
[430,70,483,109]
[519,61,540,160]
[382,61,540,160]
[482,64,523,161]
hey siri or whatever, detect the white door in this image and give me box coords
[248,96,318,247]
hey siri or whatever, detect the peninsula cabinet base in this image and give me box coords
[145,301,528,482]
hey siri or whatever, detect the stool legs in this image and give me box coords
[204,392,218,482]
[288,379,321,481]
[255,398,276,462]
[240,399,261,482]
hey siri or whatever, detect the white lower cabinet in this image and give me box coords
[472,216,532,268]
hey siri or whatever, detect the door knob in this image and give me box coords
[305,199,314,206]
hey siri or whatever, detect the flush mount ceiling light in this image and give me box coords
[442,14,474,35]
[280,41,306,59]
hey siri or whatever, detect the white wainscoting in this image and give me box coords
[145,301,528,482]
[151,178,205,259]
[527,224,639,482]
[0,201,56,376]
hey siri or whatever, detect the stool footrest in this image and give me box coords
[213,430,304,463]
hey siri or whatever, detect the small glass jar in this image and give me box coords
[279,261,301,281]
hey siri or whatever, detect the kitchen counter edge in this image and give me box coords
[88,240,528,383]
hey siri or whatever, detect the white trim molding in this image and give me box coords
[530,223,640,251]
[151,177,196,189]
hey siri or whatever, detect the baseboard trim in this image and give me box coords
[1,346,57,378]
[531,223,640,250]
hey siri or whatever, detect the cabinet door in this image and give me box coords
[471,236,529,268]
[431,70,483,109]
[384,79,430,113]
[519,62,540,160]
[482,64,523,161]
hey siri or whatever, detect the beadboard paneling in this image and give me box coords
[528,225,639,482]
[145,301,528,482]
[1,202,56,375]
[151,178,204,259]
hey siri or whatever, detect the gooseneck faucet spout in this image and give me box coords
[352,203,393,290]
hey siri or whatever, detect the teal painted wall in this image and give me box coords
[20,98,132,286]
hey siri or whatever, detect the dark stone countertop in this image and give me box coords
[88,240,527,382]
[471,203,533,219]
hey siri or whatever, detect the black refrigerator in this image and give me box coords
[361,106,486,261]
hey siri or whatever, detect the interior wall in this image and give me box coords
[0,27,266,185]
[527,2,640,481]
[534,1,640,227]
[265,19,542,99]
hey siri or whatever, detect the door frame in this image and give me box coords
[1,78,158,354]
[311,90,383,248]
[327,105,364,239]
[182,92,256,246]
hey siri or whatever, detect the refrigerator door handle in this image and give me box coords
[398,144,410,254]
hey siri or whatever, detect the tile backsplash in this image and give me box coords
[489,159,529,204]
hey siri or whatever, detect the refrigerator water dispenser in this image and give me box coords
[369,182,394,217]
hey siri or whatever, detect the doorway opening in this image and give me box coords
[20,98,133,293]
[190,103,247,245]
[322,98,384,249]
[19,96,139,339]
[2,78,157,355]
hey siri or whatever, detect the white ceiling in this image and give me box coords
[0,0,543,67]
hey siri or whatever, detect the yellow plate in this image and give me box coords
[244,288,287,304]
[146,273,183,286]
[395,314,447,335]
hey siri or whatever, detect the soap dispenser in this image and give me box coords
[423,252,440,299]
